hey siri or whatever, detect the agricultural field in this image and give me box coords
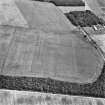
[1,0,105,99]
[33,0,85,6]
[1,0,101,84]
[0,89,105,105]
[58,6,85,13]
[0,25,103,84]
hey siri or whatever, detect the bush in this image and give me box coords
[65,10,105,27]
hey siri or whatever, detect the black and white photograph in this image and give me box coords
[0,0,105,104]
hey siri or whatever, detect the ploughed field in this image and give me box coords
[32,0,85,6]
